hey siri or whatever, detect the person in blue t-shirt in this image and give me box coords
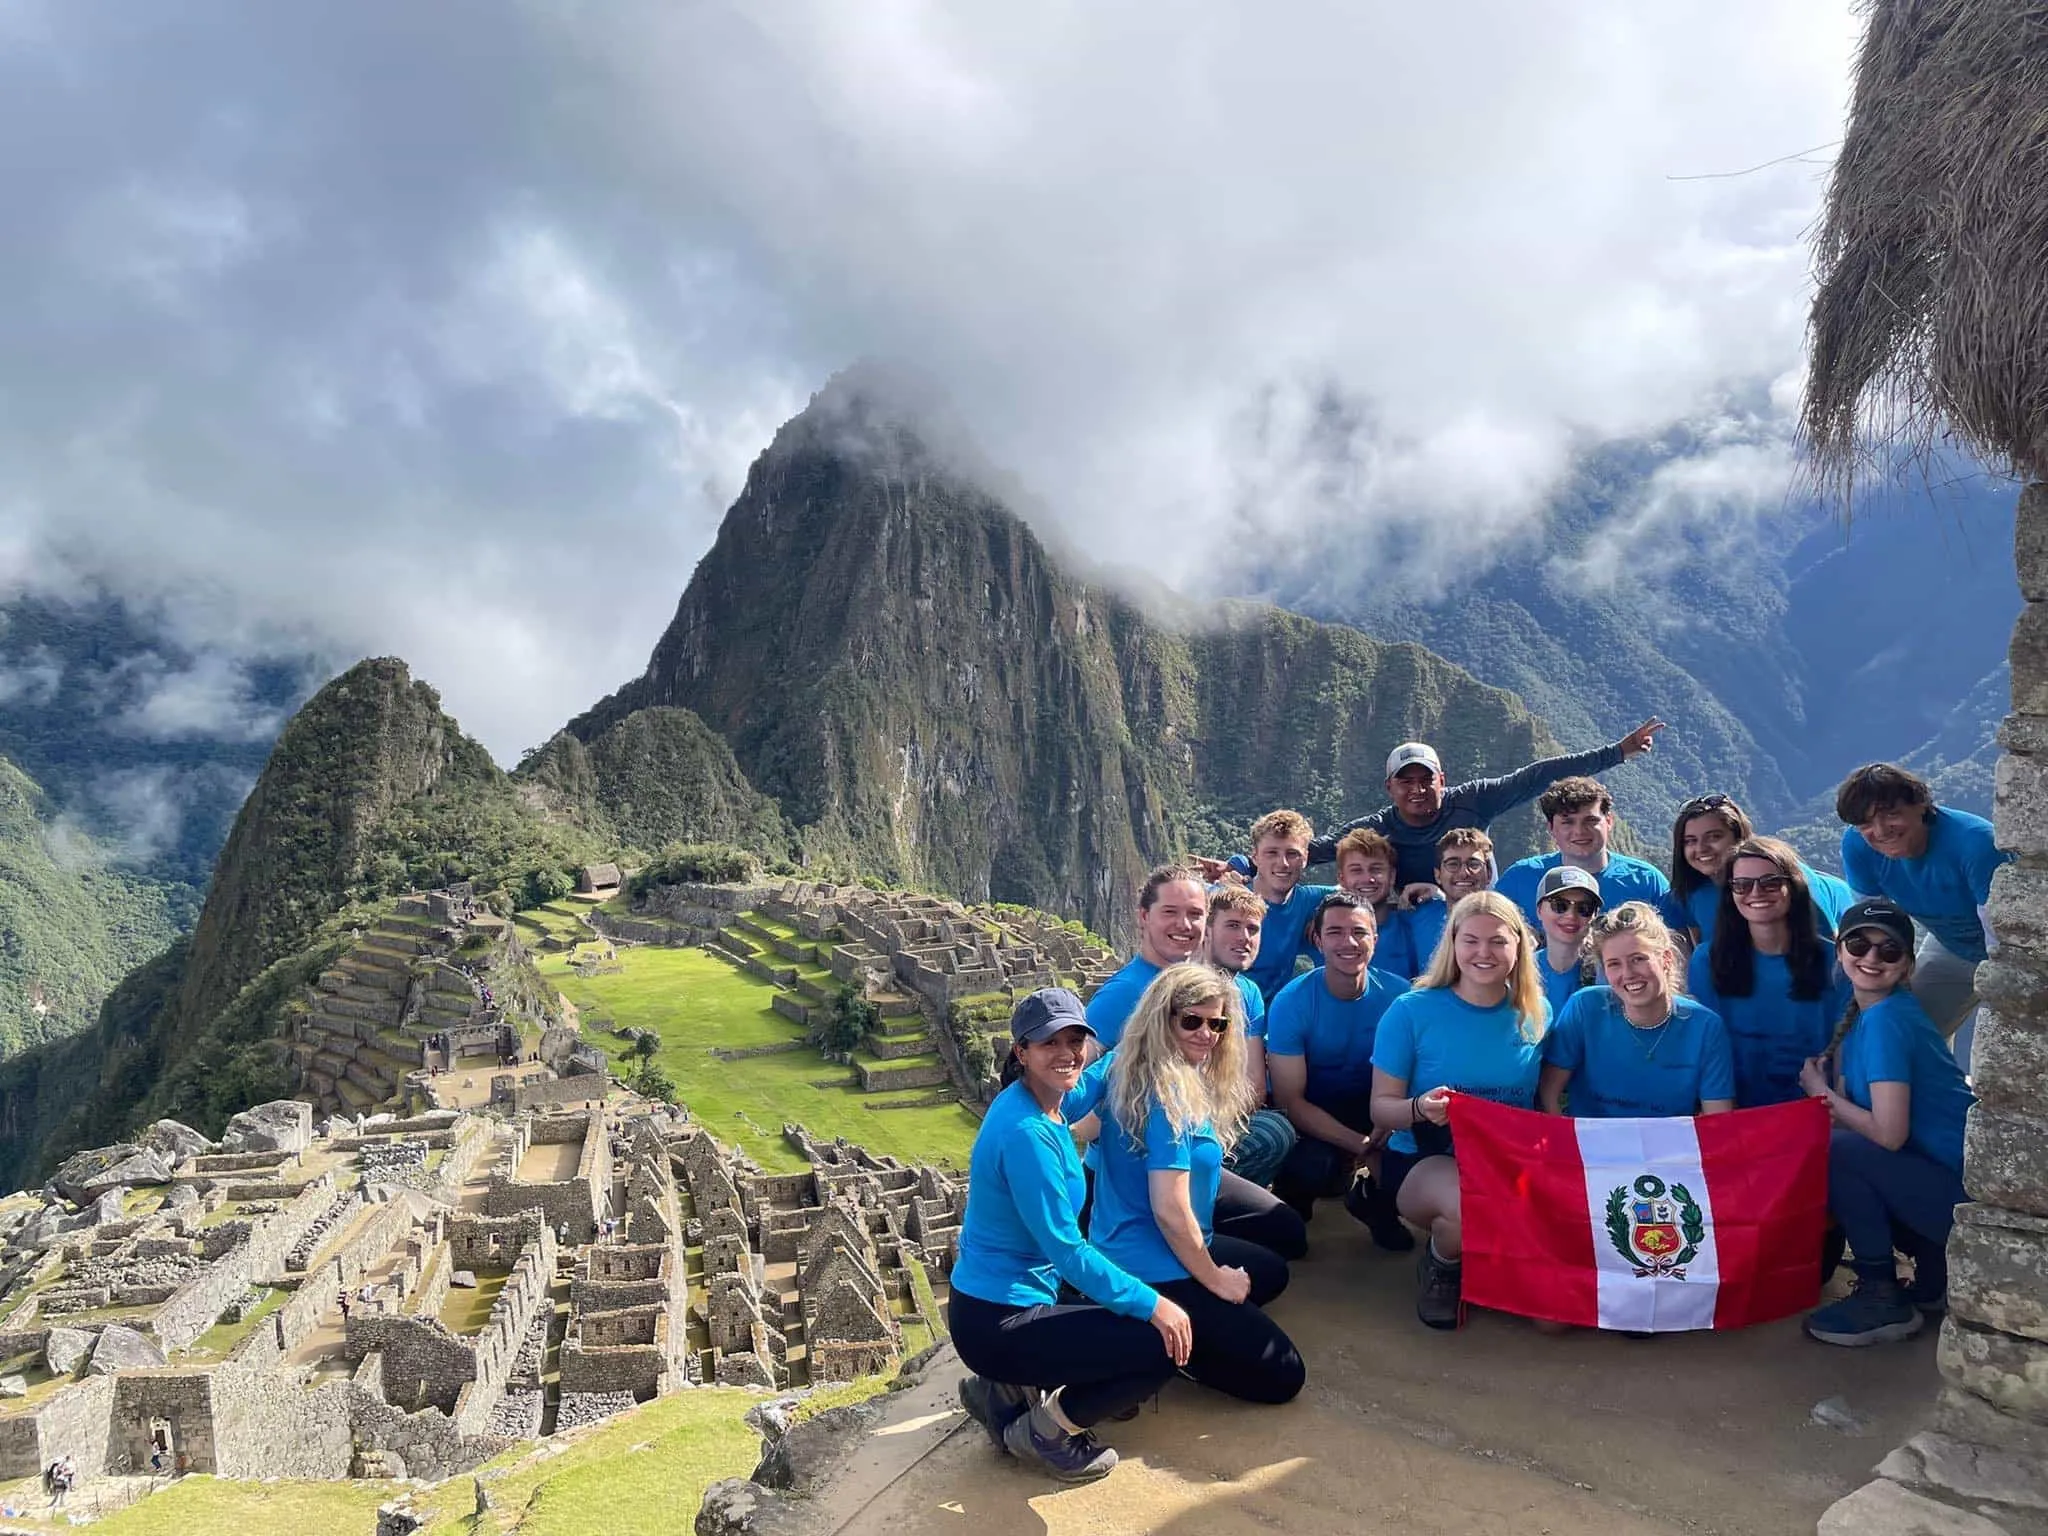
[1336,827,1420,980]
[1495,776,1689,934]
[1532,864,1600,1020]
[1087,963,1305,1405]
[1399,827,1498,980]
[949,990,1191,1484]
[1540,901,1735,1119]
[1687,836,1851,1108]
[1670,792,1856,947]
[1836,763,2014,1039]
[1799,899,1976,1348]
[1214,809,1340,1001]
[1202,884,1297,1191]
[1084,862,1210,1051]
[1369,891,1549,1331]
[1266,893,1411,1249]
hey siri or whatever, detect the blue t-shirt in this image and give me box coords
[1089,1095,1224,1284]
[1841,807,2010,963]
[1686,947,1851,1108]
[1265,966,1408,1104]
[1542,989,1735,1118]
[1496,852,1687,933]
[1402,900,1447,978]
[1685,866,1856,947]
[950,1081,1159,1318]
[1233,972,1267,1041]
[1242,882,1338,1001]
[1539,948,1591,1019]
[1085,956,1161,1050]
[1370,987,1546,1155]
[1373,905,1422,982]
[1837,993,1975,1171]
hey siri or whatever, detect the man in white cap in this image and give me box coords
[1305,720,1666,890]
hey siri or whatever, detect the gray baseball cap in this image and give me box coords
[1536,866,1603,904]
[1386,742,1443,778]
[1010,988,1094,1045]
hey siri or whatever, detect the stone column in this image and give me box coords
[1827,483,2048,1533]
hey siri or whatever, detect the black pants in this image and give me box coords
[950,1290,1175,1428]
[1273,1092,1373,1209]
[1213,1170,1309,1260]
[1155,1235,1304,1405]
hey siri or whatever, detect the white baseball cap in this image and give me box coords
[1386,742,1442,778]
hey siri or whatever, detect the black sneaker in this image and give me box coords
[1804,1276,1925,1347]
[1416,1246,1463,1331]
[1001,1404,1118,1484]
[1344,1174,1416,1252]
[957,1375,1031,1453]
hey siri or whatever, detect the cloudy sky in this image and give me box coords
[0,0,1861,758]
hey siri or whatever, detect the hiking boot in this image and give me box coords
[957,1375,1031,1453]
[1415,1245,1463,1331]
[1001,1403,1118,1484]
[1344,1174,1416,1252]
[1804,1276,1925,1347]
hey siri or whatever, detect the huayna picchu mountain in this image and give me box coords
[565,373,1579,939]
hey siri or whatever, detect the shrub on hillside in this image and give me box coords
[518,864,575,910]
[627,843,763,895]
[822,987,878,1053]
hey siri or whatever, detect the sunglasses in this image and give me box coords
[1680,792,1734,817]
[1175,1011,1230,1035]
[1842,932,1908,965]
[1728,874,1791,896]
[1544,896,1598,918]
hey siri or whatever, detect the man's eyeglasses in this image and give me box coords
[1176,1011,1230,1035]
[1842,932,1907,965]
[1728,874,1792,896]
[1680,792,1734,817]
[1439,858,1490,876]
[1544,896,1598,919]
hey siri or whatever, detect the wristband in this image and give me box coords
[1410,1095,1421,1127]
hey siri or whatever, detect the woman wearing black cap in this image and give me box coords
[949,988,1194,1484]
[1799,898,1976,1347]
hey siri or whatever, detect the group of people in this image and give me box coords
[947,725,2004,1485]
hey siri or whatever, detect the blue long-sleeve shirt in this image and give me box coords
[949,1081,1160,1319]
[1307,743,1627,886]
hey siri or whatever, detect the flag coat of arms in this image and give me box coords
[1451,1096,1829,1332]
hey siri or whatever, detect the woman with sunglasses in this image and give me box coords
[1533,866,1601,1018]
[1799,898,1975,1346]
[1671,793,1854,947]
[951,989,1194,1484]
[1540,902,1735,1119]
[1368,891,1549,1330]
[1686,837,1851,1107]
[1083,963,1306,1403]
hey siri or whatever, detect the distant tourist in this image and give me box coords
[1836,763,2012,1038]
[1539,903,1734,1118]
[1369,892,1548,1330]
[1084,864,1210,1050]
[1068,965,1304,1405]
[1670,793,1854,946]
[338,1289,351,1323]
[1801,899,1975,1347]
[951,990,1190,1485]
[1400,828,1499,977]
[1687,838,1851,1107]
[1304,722,1667,889]
[1530,865,1601,1019]
[1494,777,1687,933]
[1201,886,1298,1192]
[1265,894,1410,1248]
[47,1455,74,1509]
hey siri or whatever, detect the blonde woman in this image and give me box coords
[1369,892,1548,1330]
[1088,963,1305,1404]
[1537,902,1735,1119]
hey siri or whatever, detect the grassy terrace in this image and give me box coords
[540,945,976,1173]
[180,1288,288,1363]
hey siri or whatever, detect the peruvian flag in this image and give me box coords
[1451,1097,1829,1331]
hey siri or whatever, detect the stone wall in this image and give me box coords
[211,1366,354,1479]
[506,1073,610,1112]
[246,1175,340,1278]
[151,1241,253,1352]
[109,1373,217,1475]
[29,1371,114,1481]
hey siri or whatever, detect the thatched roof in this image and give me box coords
[1803,0,2048,491]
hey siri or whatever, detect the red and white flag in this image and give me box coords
[1451,1097,1829,1332]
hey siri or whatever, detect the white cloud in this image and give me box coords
[110,652,283,742]
[0,1,1861,755]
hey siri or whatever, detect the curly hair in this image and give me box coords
[1105,963,1254,1154]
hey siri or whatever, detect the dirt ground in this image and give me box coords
[838,1213,1938,1536]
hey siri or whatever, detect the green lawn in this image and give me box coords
[181,1288,287,1362]
[88,1479,398,1536]
[542,946,977,1172]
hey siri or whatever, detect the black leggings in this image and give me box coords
[1157,1235,1305,1405]
[1213,1170,1309,1260]
[1273,1091,1374,1206]
[949,1289,1175,1428]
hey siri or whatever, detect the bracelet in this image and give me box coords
[1410,1095,1421,1128]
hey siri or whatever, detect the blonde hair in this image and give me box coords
[1106,963,1254,1152]
[1414,891,1547,1042]
[1248,808,1313,849]
[1586,901,1686,996]
[1335,828,1396,868]
[1206,884,1267,922]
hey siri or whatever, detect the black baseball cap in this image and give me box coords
[1010,988,1094,1046]
[1836,898,1914,952]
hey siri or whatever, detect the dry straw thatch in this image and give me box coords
[1803,0,2048,494]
